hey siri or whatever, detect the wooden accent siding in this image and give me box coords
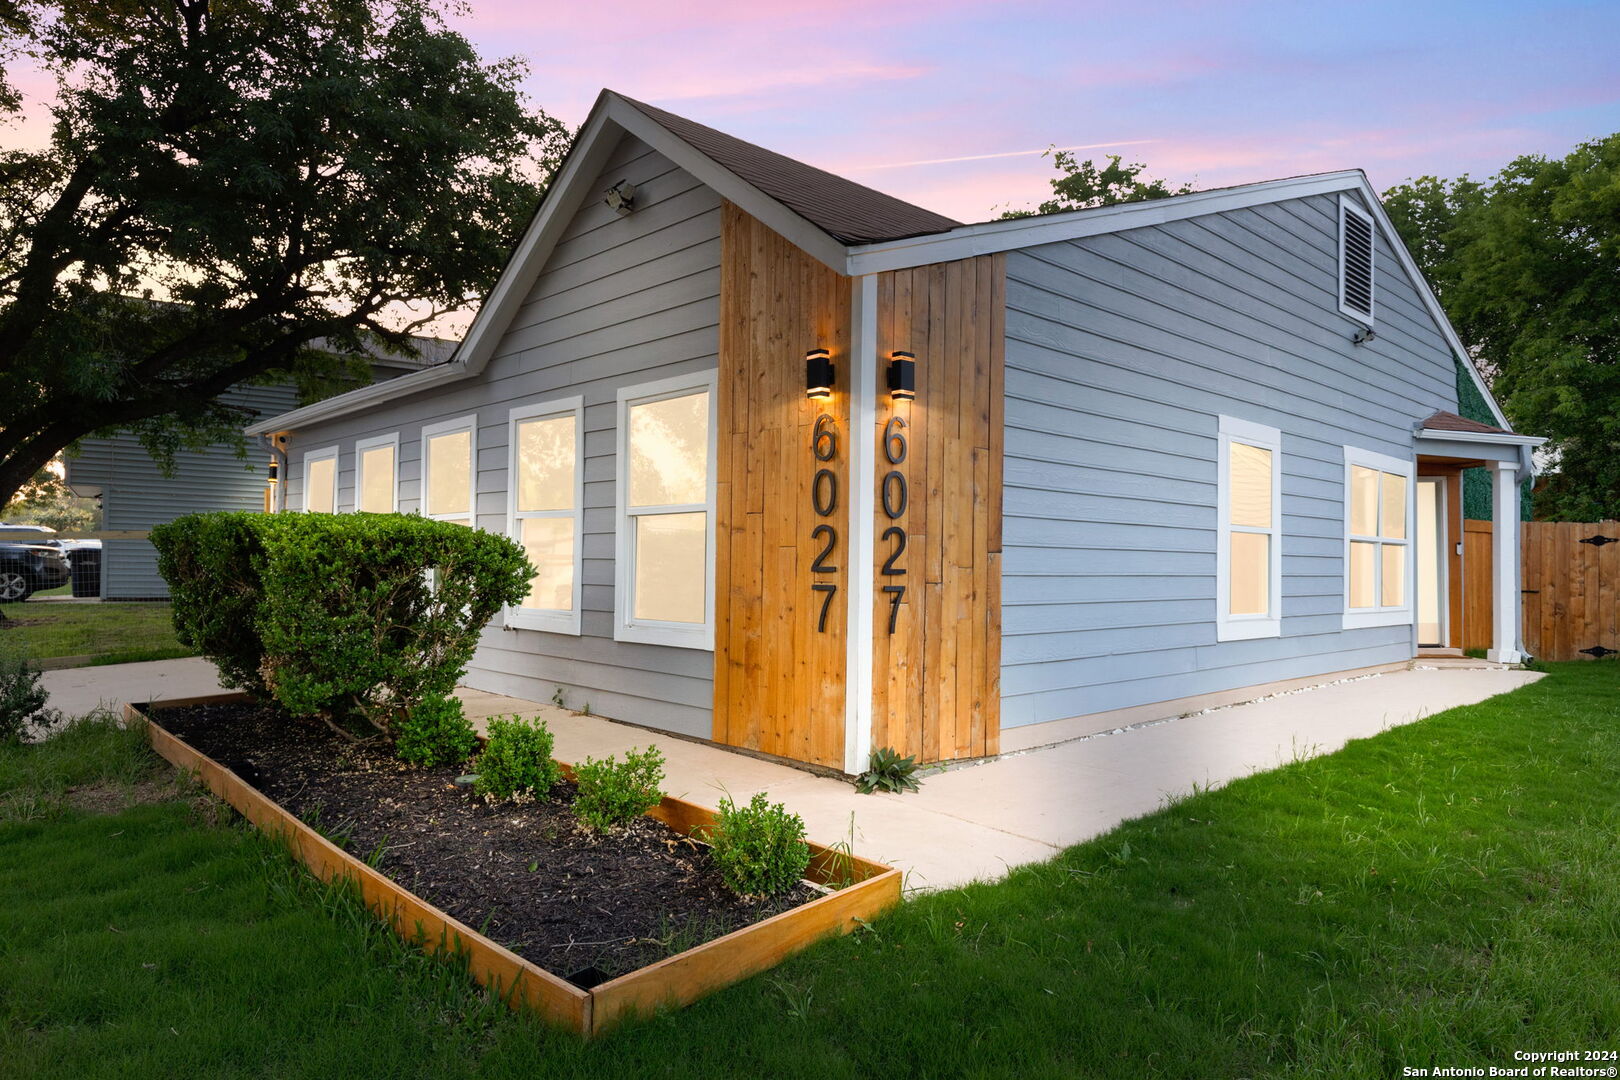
[713,203,851,767]
[1463,519,1494,654]
[1520,520,1620,661]
[872,256,1005,762]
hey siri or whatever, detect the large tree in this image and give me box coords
[0,0,570,507]
[999,150,1194,218]
[1384,134,1620,520]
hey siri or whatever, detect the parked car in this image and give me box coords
[0,522,101,597]
[0,541,71,602]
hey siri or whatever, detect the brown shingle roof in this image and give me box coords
[617,94,961,245]
[1421,410,1511,435]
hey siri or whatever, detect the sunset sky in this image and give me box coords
[5,2,1617,225]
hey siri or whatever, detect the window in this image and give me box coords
[302,446,338,513]
[1342,446,1413,629]
[614,373,716,649]
[1216,416,1282,641]
[506,398,583,634]
[1338,194,1375,324]
[354,433,399,514]
[421,415,477,525]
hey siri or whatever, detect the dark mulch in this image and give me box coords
[153,701,817,981]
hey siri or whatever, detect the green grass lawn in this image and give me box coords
[2,665,1618,1078]
[2,601,196,667]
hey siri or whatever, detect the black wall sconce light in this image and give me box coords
[604,179,636,215]
[267,460,279,483]
[1351,327,1376,345]
[887,350,917,401]
[805,348,834,400]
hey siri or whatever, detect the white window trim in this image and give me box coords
[420,414,478,524]
[504,397,584,636]
[301,445,339,513]
[1337,194,1376,326]
[353,432,400,514]
[1342,445,1415,629]
[1215,416,1283,642]
[613,371,717,651]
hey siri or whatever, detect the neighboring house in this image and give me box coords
[65,339,454,598]
[246,89,1543,775]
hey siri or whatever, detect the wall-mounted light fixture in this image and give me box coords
[267,459,279,483]
[805,348,834,400]
[1351,327,1376,346]
[604,179,636,216]
[887,350,917,401]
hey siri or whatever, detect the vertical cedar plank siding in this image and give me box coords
[872,255,1004,761]
[712,204,850,768]
[999,191,1461,728]
[282,135,721,738]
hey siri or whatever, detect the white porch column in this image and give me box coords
[1488,460,1523,663]
[843,275,878,775]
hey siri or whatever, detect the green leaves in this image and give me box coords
[473,715,562,803]
[705,792,811,899]
[854,746,922,795]
[999,151,1194,219]
[393,693,477,768]
[572,746,666,832]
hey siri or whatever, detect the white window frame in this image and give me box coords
[420,414,478,525]
[1337,193,1376,325]
[505,397,584,635]
[1342,445,1415,629]
[1215,416,1283,642]
[301,445,339,513]
[353,432,400,514]
[613,371,718,651]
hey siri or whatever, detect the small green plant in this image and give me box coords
[573,745,665,831]
[473,715,562,802]
[0,634,52,744]
[854,746,921,794]
[705,791,811,898]
[551,686,566,708]
[393,694,478,768]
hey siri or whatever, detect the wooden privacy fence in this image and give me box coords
[1461,520,1619,660]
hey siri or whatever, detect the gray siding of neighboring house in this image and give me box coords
[282,134,722,739]
[65,383,298,599]
[1000,191,1462,729]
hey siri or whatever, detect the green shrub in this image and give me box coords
[393,694,478,767]
[573,745,665,830]
[153,511,531,736]
[0,634,52,743]
[705,792,811,898]
[474,715,562,802]
[854,746,922,794]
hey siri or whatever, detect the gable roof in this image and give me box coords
[248,89,1514,438]
[1421,410,1510,436]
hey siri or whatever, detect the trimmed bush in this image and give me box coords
[474,715,562,802]
[706,792,811,898]
[153,511,531,736]
[0,634,51,744]
[573,746,665,831]
[393,694,478,767]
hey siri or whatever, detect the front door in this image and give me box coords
[1415,477,1449,648]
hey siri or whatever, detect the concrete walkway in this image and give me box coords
[53,657,1541,892]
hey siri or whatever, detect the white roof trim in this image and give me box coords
[1416,427,1545,447]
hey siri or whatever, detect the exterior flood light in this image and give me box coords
[805,348,834,400]
[604,179,636,215]
[887,350,917,400]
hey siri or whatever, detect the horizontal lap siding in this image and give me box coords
[283,135,720,738]
[1001,191,1459,728]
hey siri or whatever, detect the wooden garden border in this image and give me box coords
[126,692,902,1036]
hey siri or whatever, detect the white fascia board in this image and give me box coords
[1415,428,1546,448]
[601,95,848,272]
[244,361,466,435]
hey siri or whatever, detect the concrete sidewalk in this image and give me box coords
[51,657,1541,892]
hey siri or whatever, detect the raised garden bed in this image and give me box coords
[127,692,900,1035]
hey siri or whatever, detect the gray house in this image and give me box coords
[246,89,1541,774]
[67,340,453,598]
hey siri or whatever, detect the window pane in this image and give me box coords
[1381,472,1407,540]
[517,415,575,513]
[1348,540,1377,608]
[1228,442,1273,529]
[307,458,335,513]
[1229,531,1269,616]
[633,512,706,623]
[1381,543,1405,607]
[359,445,394,513]
[427,430,470,517]
[629,392,708,507]
[520,516,574,612]
[1350,465,1378,535]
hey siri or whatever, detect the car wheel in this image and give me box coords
[0,570,33,602]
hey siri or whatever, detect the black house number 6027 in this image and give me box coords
[881,415,908,635]
[810,414,839,633]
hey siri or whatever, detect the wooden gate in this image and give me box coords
[1520,521,1620,660]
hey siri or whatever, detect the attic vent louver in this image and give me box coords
[1338,196,1375,322]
